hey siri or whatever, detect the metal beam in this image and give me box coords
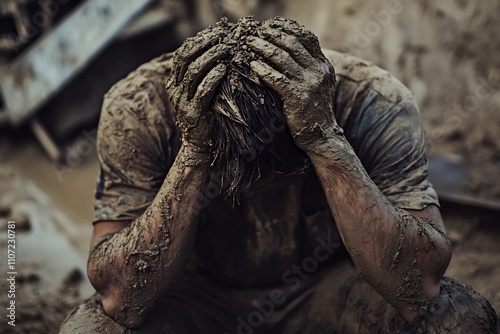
[0,0,154,125]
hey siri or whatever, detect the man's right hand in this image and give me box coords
[166,27,229,152]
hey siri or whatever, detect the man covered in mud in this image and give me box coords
[61,17,497,333]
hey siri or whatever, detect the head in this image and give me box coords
[211,0,283,22]
[206,17,310,196]
[209,68,309,195]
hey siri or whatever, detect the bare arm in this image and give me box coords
[306,137,451,321]
[246,18,451,322]
[88,26,229,328]
[88,146,211,328]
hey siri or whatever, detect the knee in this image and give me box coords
[407,277,498,334]
[59,294,127,334]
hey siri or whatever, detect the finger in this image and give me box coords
[184,44,230,100]
[165,75,183,110]
[173,27,225,84]
[249,59,291,97]
[262,17,324,60]
[256,27,312,67]
[194,63,227,111]
[245,36,302,78]
[165,74,177,99]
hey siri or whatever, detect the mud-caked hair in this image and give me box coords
[209,69,308,195]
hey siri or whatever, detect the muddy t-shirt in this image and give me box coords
[93,50,439,286]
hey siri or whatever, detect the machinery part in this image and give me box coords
[0,0,62,54]
[428,154,500,211]
[0,0,46,53]
[31,118,61,161]
[0,0,154,125]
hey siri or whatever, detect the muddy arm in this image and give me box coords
[87,146,210,328]
[306,136,452,322]
[244,20,451,321]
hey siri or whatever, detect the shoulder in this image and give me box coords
[97,52,180,178]
[323,49,412,105]
[93,53,180,222]
[99,52,177,142]
[321,52,438,210]
[322,49,421,152]
[104,52,175,110]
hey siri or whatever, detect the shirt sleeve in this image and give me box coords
[93,53,180,223]
[334,65,439,210]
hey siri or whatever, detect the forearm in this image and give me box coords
[88,145,211,327]
[306,135,451,321]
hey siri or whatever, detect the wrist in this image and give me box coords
[179,143,212,167]
[299,124,350,158]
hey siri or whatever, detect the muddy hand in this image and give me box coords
[166,28,229,152]
[246,22,341,151]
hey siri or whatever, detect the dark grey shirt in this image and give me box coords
[93,50,439,286]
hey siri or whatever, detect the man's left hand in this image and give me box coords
[246,19,340,152]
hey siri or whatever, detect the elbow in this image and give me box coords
[101,292,146,329]
[97,286,145,329]
[87,262,141,328]
[87,257,114,298]
[432,234,453,280]
[88,264,146,329]
[100,292,122,322]
[420,236,453,302]
[439,236,453,275]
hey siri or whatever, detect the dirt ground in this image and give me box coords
[0,160,94,334]
[0,0,499,333]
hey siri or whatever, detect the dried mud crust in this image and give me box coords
[399,277,498,334]
[175,16,325,93]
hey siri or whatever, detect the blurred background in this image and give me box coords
[0,0,499,332]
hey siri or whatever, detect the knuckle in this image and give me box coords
[214,63,226,73]
[285,33,300,45]
[206,44,223,57]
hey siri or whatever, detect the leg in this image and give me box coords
[59,293,203,334]
[59,294,129,334]
[60,276,241,334]
[403,277,498,334]
[279,261,497,333]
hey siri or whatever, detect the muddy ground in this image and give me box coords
[0,162,94,334]
[0,0,499,333]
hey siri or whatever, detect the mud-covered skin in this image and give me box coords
[61,265,497,333]
[247,17,342,150]
[88,146,212,328]
[166,25,228,151]
[88,20,235,327]
[304,130,450,321]
[242,17,450,322]
[79,16,497,333]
